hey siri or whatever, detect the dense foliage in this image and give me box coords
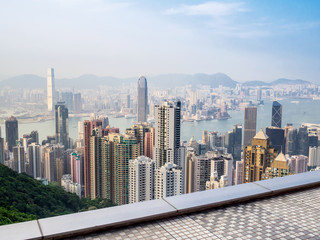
[0,164,113,225]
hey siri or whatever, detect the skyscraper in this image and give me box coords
[47,68,55,112]
[297,126,309,156]
[271,101,282,128]
[13,144,25,174]
[154,162,182,199]
[129,156,155,203]
[266,126,285,153]
[5,116,18,152]
[285,125,298,156]
[28,143,41,179]
[137,76,148,122]
[55,102,69,149]
[243,106,257,147]
[154,101,181,168]
[243,129,277,183]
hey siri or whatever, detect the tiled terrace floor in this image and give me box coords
[73,187,320,240]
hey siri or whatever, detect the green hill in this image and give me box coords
[0,164,113,225]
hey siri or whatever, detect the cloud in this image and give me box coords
[165,1,248,18]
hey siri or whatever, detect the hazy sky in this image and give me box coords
[0,0,319,82]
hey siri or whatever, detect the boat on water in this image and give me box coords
[125,114,136,119]
[291,100,300,104]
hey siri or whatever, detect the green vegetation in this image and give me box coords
[0,164,113,226]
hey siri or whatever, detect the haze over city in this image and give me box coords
[1,0,320,83]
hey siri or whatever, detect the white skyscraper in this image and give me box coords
[154,101,181,168]
[154,162,183,199]
[28,143,42,179]
[47,68,55,111]
[308,146,320,168]
[129,156,155,203]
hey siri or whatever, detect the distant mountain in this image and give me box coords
[243,78,313,87]
[270,78,311,85]
[0,74,313,90]
[145,73,238,88]
[0,74,46,89]
[0,73,238,89]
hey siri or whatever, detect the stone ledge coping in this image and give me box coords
[0,170,319,240]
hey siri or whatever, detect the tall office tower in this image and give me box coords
[28,143,41,179]
[154,101,181,168]
[208,153,233,187]
[144,128,155,159]
[111,133,139,205]
[83,119,102,197]
[286,126,297,156]
[55,102,69,149]
[185,155,211,193]
[56,158,64,186]
[297,126,309,156]
[232,124,242,162]
[5,116,18,152]
[137,76,148,122]
[235,160,244,185]
[288,155,308,174]
[308,147,320,168]
[126,94,131,108]
[70,152,81,184]
[60,92,74,112]
[154,162,182,199]
[47,68,55,111]
[130,122,152,156]
[243,106,257,147]
[256,87,262,102]
[202,130,209,151]
[13,144,25,173]
[266,126,285,153]
[264,152,290,179]
[271,101,282,128]
[129,156,155,203]
[243,129,277,183]
[73,93,82,113]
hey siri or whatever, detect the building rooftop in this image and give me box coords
[1,170,319,240]
[253,128,269,140]
[275,151,288,162]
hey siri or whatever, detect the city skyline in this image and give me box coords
[0,1,320,83]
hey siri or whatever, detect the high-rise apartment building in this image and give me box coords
[243,129,277,183]
[130,122,152,156]
[55,102,69,149]
[308,147,320,168]
[47,68,55,111]
[129,156,155,203]
[208,152,233,186]
[28,143,41,179]
[243,106,257,147]
[0,128,5,164]
[154,162,183,199]
[264,152,290,179]
[83,119,103,197]
[111,133,139,205]
[225,124,242,165]
[154,101,181,168]
[235,160,244,185]
[13,144,25,173]
[288,155,308,174]
[5,116,18,152]
[137,76,148,122]
[144,128,155,159]
[271,101,282,128]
